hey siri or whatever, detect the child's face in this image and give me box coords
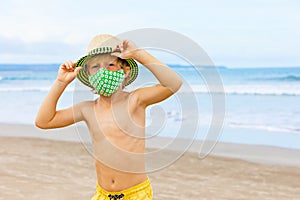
[85,54,122,76]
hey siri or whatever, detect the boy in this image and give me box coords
[35,34,182,200]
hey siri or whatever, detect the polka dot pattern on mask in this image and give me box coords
[88,68,125,96]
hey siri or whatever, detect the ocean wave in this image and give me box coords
[0,76,53,81]
[0,84,300,96]
[251,75,300,82]
[186,84,300,96]
[228,123,300,134]
[0,87,76,92]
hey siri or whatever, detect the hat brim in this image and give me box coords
[75,48,138,88]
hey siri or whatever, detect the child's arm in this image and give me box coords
[35,61,83,129]
[112,40,183,106]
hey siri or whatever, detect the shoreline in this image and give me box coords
[1,123,300,167]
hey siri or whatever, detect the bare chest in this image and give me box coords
[86,99,146,142]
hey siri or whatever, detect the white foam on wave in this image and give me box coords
[186,84,300,96]
[0,86,78,92]
[1,82,300,96]
[229,123,300,134]
[0,87,51,92]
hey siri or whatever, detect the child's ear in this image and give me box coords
[123,66,131,77]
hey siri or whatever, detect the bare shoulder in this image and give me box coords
[75,100,95,113]
[72,100,96,123]
[130,84,174,107]
[77,100,95,107]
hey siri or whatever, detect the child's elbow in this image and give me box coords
[35,120,50,130]
[173,79,183,93]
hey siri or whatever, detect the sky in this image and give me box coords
[0,0,299,68]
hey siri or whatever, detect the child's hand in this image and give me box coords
[57,61,82,84]
[111,40,141,60]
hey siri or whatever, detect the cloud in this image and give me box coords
[0,0,299,67]
[0,36,86,63]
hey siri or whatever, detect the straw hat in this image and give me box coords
[75,34,138,88]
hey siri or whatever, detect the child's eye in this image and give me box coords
[92,65,99,69]
[108,63,115,66]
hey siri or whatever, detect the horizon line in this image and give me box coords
[0,63,300,69]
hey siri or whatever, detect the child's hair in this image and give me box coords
[118,58,131,88]
[117,58,130,70]
[84,54,129,74]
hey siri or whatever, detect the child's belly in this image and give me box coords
[94,159,148,192]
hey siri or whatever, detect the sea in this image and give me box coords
[0,64,300,149]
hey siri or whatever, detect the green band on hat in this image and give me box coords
[88,47,113,56]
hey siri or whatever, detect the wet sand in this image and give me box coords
[1,124,300,199]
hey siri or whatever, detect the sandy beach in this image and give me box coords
[1,124,300,199]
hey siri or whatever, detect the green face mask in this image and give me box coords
[88,68,125,96]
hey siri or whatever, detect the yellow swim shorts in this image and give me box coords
[91,178,153,200]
